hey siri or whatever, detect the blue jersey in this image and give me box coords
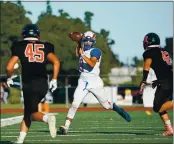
[79,48,102,76]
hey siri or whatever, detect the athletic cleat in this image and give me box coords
[162,130,173,136]
[48,115,57,138]
[113,104,131,122]
[14,137,25,144]
[59,125,68,135]
[162,124,173,136]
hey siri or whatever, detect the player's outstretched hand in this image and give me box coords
[49,79,57,93]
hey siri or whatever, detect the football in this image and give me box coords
[69,32,82,42]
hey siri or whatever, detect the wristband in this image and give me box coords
[142,70,149,82]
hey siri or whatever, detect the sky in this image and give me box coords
[21,1,173,64]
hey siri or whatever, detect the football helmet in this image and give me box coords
[143,32,160,50]
[81,31,96,51]
[22,24,40,39]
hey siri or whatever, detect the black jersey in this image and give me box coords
[143,47,172,80]
[11,40,54,82]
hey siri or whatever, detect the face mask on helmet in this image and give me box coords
[22,24,40,40]
[81,31,96,51]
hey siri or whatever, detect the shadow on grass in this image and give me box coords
[38,130,153,136]
[0,141,14,144]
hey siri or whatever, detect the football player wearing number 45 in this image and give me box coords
[59,31,131,135]
[6,24,60,144]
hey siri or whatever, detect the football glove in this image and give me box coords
[139,81,147,92]
[49,79,57,93]
[151,80,161,89]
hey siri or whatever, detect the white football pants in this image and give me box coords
[67,77,112,119]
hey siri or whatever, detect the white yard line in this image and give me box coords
[3,136,171,141]
[2,131,171,137]
[1,113,58,127]
[1,115,23,127]
[7,138,170,142]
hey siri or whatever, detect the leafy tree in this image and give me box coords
[46,0,52,14]
[1,1,121,77]
[58,9,70,19]
[0,2,31,74]
[100,29,109,38]
[26,11,32,15]
[16,0,22,7]
[84,11,94,29]
[132,56,143,67]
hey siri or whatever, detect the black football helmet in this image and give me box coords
[143,32,160,50]
[22,24,40,39]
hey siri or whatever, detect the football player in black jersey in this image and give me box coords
[140,32,173,136]
[6,24,60,143]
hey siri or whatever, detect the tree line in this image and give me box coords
[0,1,121,77]
[0,1,172,85]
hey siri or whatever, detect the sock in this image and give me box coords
[112,103,121,113]
[43,114,48,123]
[19,131,27,139]
[65,120,71,128]
[165,120,171,125]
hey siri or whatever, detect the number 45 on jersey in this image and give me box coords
[24,44,45,63]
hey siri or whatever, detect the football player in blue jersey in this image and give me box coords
[59,31,131,135]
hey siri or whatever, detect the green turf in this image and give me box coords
[1,104,65,109]
[1,103,143,109]
[1,111,173,144]
[1,114,22,119]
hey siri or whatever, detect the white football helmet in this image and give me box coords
[82,31,96,50]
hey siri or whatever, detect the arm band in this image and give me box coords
[142,70,149,82]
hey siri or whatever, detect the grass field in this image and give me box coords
[1,104,144,109]
[1,111,173,144]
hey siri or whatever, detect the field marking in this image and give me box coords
[73,126,164,129]
[1,132,171,137]
[1,129,156,133]
[1,115,23,127]
[1,135,81,137]
[2,126,164,132]
[1,133,137,136]
[1,113,58,127]
[8,138,171,141]
[3,137,171,142]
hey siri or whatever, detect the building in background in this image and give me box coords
[108,66,143,85]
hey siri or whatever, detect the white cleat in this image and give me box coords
[59,125,68,135]
[14,137,24,144]
[48,115,57,138]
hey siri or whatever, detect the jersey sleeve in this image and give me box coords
[143,49,154,60]
[46,42,54,54]
[90,48,102,59]
[11,42,19,56]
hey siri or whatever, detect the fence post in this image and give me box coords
[65,76,69,108]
